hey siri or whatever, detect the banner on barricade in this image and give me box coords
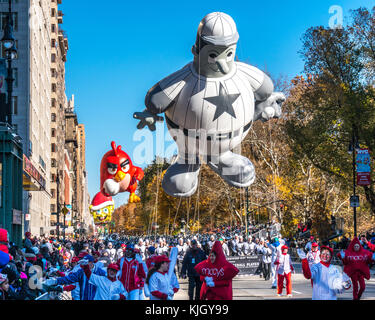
[227,255,261,276]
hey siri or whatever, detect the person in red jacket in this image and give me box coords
[194,241,239,300]
[116,244,146,300]
[337,237,375,300]
[361,236,375,252]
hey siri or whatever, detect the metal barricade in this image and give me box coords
[35,291,72,300]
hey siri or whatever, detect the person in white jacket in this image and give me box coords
[274,245,294,297]
[146,255,176,300]
[307,242,320,267]
[297,246,351,300]
[268,238,282,289]
[306,242,320,287]
[105,242,117,263]
[80,261,127,300]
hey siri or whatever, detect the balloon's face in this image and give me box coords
[90,204,114,224]
[196,44,236,78]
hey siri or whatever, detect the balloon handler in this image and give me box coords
[297,246,352,300]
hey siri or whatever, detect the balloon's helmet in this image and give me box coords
[193,12,239,78]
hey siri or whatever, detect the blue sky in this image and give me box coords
[60,0,374,207]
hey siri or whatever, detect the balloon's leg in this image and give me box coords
[162,156,201,197]
[207,151,255,188]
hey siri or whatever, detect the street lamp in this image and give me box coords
[1,0,17,125]
[348,124,360,237]
[245,187,250,240]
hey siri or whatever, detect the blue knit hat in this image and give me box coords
[83,254,95,262]
[0,250,10,268]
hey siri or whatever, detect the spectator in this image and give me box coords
[261,241,272,281]
[181,239,206,300]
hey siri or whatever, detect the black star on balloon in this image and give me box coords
[204,82,240,121]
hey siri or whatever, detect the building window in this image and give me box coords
[12,96,17,115]
[51,39,56,48]
[51,173,56,182]
[51,159,57,167]
[51,204,55,213]
[51,24,56,33]
[51,98,56,108]
[51,143,57,153]
[51,128,56,137]
[51,8,56,17]
[0,12,18,32]
[52,83,56,92]
[51,189,56,198]
[12,68,17,87]
[39,156,46,171]
[51,53,56,62]
[51,113,56,122]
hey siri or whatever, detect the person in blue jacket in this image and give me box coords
[43,254,106,300]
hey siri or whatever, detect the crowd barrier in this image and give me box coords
[35,291,72,300]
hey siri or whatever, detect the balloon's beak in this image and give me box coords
[114,171,126,182]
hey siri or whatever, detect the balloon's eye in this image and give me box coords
[107,163,117,175]
[227,52,233,57]
[209,53,217,59]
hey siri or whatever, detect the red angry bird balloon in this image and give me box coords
[100,141,144,203]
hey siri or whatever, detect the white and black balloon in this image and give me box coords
[134,12,286,197]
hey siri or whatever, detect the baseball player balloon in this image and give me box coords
[134,12,285,197]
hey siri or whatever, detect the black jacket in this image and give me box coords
[181,248,206,278]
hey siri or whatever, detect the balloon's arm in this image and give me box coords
[254,73,274,102]
[253,92,285,122]
[133,110,164,131]
[145,83,175,114]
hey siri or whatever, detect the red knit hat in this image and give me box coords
[320,245,333,255]
[0,229,8,243]
[78,252,88,259]
[312,242,319,247]
[281,245,288,250]
[107,263,120,271]
[90,192,114,211]
[154,255,170,264]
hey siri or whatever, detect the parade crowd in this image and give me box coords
[1,224,375,301]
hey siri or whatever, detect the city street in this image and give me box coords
[174,268,375,300]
